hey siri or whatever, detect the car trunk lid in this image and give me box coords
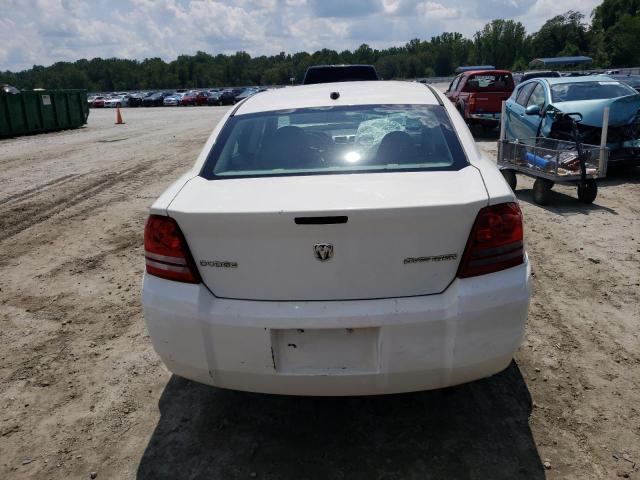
[470,91,512,114]
[168,168,488,300]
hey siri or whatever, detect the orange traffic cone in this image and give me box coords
[115,106,125,125]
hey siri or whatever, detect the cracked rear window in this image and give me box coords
[201,104,468,179]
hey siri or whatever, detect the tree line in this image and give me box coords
[1,0,638,91]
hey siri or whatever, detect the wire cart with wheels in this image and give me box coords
[497,105,610,205]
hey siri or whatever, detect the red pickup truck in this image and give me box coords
[445,70,515,127]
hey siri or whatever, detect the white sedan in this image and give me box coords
[142,81,531,396]
[104,95,128,108]
[163,93,184,106]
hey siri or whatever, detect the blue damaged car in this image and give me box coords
[504,76,640,166]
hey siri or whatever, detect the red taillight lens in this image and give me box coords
[469,96,476,111]
[457,202,524,278]
[144,215,201,283]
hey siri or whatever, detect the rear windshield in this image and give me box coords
[200,104,468,179]
[551,81,636,102]
[464,73,514,92]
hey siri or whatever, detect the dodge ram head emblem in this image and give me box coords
[313,243,334,261]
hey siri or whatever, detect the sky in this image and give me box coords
[0,0,602,72]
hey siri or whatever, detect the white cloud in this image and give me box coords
[0,0,603,71]
[416,1,459,19]
[516,0,600,28]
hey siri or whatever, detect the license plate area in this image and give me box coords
[271,328,379,375]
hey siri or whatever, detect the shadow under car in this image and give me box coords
[137,361,543,480]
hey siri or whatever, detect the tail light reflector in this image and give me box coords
[457,202,524,278]
[144,215,201,283]
[469,96,476,112]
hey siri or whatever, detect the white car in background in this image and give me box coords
[163,92,184,106]
[104,95,128,108]
[142,81,531,396]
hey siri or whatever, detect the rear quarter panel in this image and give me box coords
[437,88,514,205]
[151,107,235,214]
[473,155,515,205]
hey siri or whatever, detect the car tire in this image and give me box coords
[501,169,517,191]
[533,178,552,205]
[577,180,597,203]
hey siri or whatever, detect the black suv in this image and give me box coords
[218,88,245,106]
[302,65,379,85]
[142,91,175,107]
[127,92,146,107]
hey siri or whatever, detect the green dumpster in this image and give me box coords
[0,88,89,137]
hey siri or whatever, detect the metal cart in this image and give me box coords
[497,105,610,205]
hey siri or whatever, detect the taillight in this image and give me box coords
[144,215,201,283]
[457,202,524,278]
[469,96,476,112]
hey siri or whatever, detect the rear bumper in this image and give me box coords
[608,148,640,166]
[468,112,501,125]
[142,257,531,396]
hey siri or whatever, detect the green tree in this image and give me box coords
[592,0,640,31]
[531,11,589,59]
[591,0,640,66]
[604,13,640,65]
[474,20,528,69]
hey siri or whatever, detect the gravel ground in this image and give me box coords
[0,102,639,480]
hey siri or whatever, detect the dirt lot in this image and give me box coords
[0,104,639,480]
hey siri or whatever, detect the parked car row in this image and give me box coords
[445,68,640,167]
[87,87,266,108]
[503,75,640,167]
[514,71,640,91]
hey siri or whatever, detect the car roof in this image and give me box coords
[235,81,439,115]
[462,69,511,76]
[533,75,621,86]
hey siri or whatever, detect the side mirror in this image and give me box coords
[525,105,541,116]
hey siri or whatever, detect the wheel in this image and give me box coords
[577,180,597,203]
[501,169,517,191]
[532,178,553,205]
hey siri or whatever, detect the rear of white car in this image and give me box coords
[163,93,183,106]
[142,81,531,396]
[104,95,127,108]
